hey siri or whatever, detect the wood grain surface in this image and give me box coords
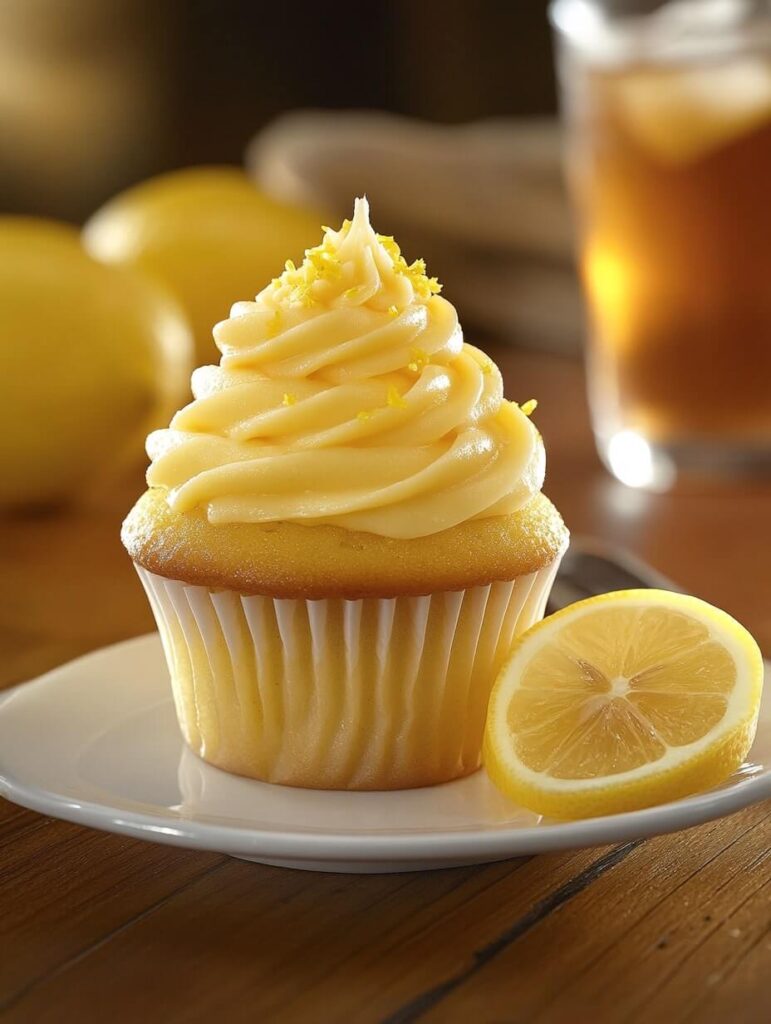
[1,348,769,1024]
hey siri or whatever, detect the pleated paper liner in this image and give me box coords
[137,558,561,790]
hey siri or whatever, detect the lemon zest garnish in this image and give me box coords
[407,347,428,373]
[266,310,282,337]
[306,238,342,280]
[472,350,494,375]
[376,233,442,299]
[387,385,407,410]
[291,262,318,307]
[266,207,443,309]
[520,399,538,417]
[282,392,297,407]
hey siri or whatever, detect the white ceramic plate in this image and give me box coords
[1,635,769,873]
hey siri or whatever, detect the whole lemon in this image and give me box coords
[0,218,193,508]
[83,166,326,363]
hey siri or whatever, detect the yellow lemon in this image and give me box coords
[82,167,327,363]
[0,218,192,508]
[484,589,763,819]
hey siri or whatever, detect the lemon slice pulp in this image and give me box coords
[484,590,763,819]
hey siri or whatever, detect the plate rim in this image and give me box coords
[1,634,769,864]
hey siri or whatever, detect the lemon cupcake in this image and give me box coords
[122,197,568,790]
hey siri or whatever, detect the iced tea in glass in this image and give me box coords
[552,0,771,488]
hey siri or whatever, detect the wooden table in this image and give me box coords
[1,348,769,1024]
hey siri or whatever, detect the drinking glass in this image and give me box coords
[551,0,771,489]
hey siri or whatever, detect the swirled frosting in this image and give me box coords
[145,197,545,539]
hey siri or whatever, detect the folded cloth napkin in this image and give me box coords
[247,110,581,354]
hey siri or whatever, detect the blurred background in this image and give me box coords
[1,0,558,220]
[2,0,771,515]
[1,0,578,364]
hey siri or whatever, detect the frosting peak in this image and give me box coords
[145,198,545,539]
[259,196,441,314]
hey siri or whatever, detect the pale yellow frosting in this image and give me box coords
[145,197,545,539]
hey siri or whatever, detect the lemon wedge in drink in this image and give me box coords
[484,590,763,819]
[613,60,771,164]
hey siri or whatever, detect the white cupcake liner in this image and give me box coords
[136,557,561,790]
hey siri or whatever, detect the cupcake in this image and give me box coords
[122,197,568,790]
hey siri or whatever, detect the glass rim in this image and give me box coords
[548,0,771,63]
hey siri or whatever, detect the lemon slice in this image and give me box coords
[484,590,763,820]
